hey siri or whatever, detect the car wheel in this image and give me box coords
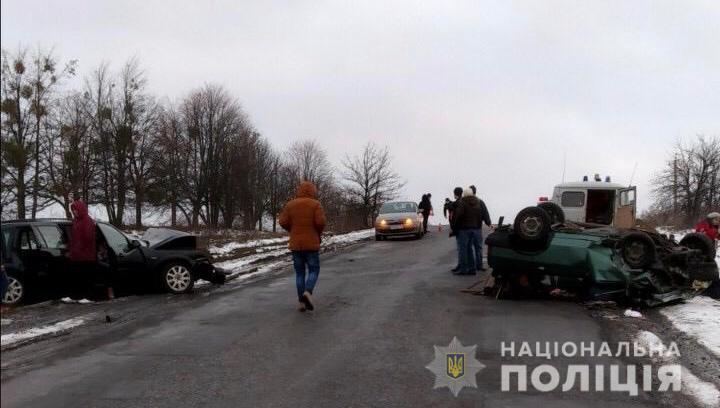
[513,206,552,242]
[619,232,656,269]
[680,233,716,261]
[376,235,382,241]
[537,202,565,224]
[161,263,194,294]
[3,275,25,305]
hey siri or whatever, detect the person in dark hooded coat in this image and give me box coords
[418,194,433,234]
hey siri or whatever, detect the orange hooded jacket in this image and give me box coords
[279,181,326,251]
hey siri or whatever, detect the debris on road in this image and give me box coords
[623,309,643,318]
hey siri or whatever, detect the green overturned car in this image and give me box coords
[486,203,718,306]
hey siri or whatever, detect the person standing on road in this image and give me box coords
[468,185,491,271]
[448,187,464,272]
[418,194,433,234]
[279,181,326,312]
[451,188,491,274]
[695,212,720,242]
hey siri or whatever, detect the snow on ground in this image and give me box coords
[661,297,720,358]
[635,330,720,408]
[210,237,289,255]
[1,317,86,347]
[214,229,375,277]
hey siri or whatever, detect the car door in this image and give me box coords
[32,224,72,292]
[14,226,52,289]
[96,223,147,285]
[614,187,637,228]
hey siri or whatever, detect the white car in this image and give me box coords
[374,201,425,240]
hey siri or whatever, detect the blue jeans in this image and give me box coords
[458,229,483,272]
[469,229,483,268]
[455,234,475,269]
[292,251,320,301]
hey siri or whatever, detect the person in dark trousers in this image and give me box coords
[443,198,452,219]
[447,187,464,272]
[451,187,492,274]
[418,194,433,234]
[468,184,491,270]
[279,181,327,312]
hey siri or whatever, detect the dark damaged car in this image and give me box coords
[0,219,226,305]
[486,203,719,306]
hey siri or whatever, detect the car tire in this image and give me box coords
[3,274,26,305]
[680,233,716,261]
[160,262,195,294]
[537,202,565,224]
[415,232,423,239]
[619,232,656,269]
[513,206,552,242]
[375,235,383,241]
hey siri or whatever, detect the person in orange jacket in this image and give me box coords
[695,212,720,241]
[279,181,326,312]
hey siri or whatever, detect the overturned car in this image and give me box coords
[486,202,718,306]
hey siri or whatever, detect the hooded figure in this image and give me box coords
[69,200,97,262]
[279,181,326,251]
[279,181,327,312]
[695,212,720,241]
[418,194,433,233]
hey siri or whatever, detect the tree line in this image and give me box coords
[1,47,404,231]
[646,135,720,226]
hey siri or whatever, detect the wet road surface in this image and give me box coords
[1,230,671,407]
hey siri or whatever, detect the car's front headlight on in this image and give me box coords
[378,219,388,228]
[404,218,413,227]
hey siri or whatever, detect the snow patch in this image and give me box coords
[210,237,289,255]
[661,296,720,358]
[1,317,86,347]
[60,297,94,304]
[635,330,720,408]
[623,309,643,318]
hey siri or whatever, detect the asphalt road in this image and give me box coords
[1,230,669,407]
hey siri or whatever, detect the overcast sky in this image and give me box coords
[2,0,719,222]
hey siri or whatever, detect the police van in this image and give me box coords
[540,175,637,228]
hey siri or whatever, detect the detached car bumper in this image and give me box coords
[192,259,227,284]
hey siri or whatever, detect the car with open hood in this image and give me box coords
[485,203,718,306]
[0,220,226,305]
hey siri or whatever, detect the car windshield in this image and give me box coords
[379,202,417,214]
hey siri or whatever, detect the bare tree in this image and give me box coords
[1,48,33,219]
[342,142,405,226]
[285,139,334,195]
[652,136,720,225]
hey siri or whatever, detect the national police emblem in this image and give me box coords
[426,337,485,396]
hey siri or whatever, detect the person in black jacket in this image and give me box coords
[418,194,433,233]
[447,187,464,272]
[451,187,492,274]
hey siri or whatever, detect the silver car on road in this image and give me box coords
[374,201,425,240]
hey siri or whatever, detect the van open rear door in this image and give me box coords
[615,187,637,228]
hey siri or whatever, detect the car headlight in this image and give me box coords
[404,218,413,226]
[378,219,387,227]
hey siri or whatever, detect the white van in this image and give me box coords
[542,176,637,228]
